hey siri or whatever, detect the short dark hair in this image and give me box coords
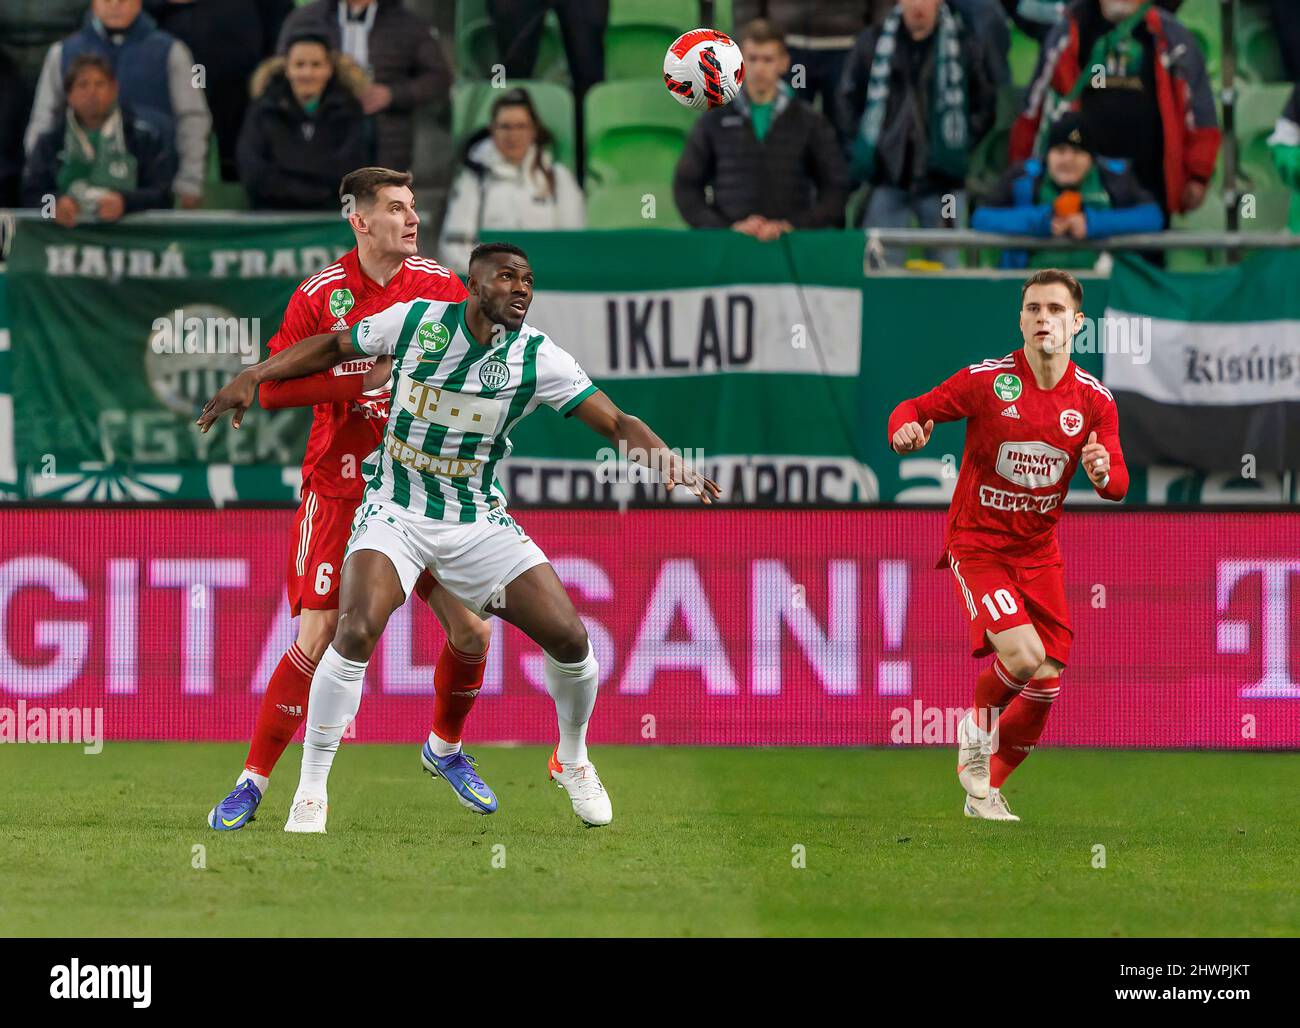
[64,54,115,94]
[339,167,413,208]
[1021,268,1084,309]
[469,242,529,271]
[740,18,786,49]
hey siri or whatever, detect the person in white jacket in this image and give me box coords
[439,87,585,276]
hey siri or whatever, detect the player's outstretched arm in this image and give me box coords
[196,330,353,431]
[887,370,974,454]
[572,390,721,504]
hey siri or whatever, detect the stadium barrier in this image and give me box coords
[1,214,1296,504]
[1,507,1297,748]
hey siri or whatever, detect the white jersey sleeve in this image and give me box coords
[534,337,598,416]
[349,300,415,356]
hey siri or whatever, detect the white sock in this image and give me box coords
[237,770,269,794]
[428,731,461,758]
[297,645,367,799]
[971,712,994,746]
[544,643,599,765]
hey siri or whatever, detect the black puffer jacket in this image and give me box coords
[673,87,849,228]
[236,54,374,210]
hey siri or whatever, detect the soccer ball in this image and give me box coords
[663,29,745,111]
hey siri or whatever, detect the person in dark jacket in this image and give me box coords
[24,0,211,206]
[735,1,873,147]
[673,19,849,238]
[21,53,176,223]
[838,0,997,266]
[145,0,293,183]
[276,0,450,172]
[237,32,373,210]
[972,112,1164,267]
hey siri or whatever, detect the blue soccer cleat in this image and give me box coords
[208,778,263,831]
[421,742,498,815]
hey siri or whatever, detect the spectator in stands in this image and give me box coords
[0,1,87,198]
[237,30,373,210]
[24,0,211,208]
[21,54,177,224]
[1270,0,1300,85]
[1268,85,1300,235]
[486,1,607,179]
[1000,1,1180,42]
[949,0,1011,87]
[972,112,1163,266]
[838,0,996,267]
[145,0,293,183]
[277,0,451,173]
[735,1,873,145]
[0,52,25,207]
[674,19,848,240]
[1010,0,1218,230]
[438,88,584,276]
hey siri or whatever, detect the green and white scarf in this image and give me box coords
[57,106,137,214]
[851,2,969,182]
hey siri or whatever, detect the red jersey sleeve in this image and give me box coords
[887,367,979,446]
[1090,390,1129,501]
[259,286,366,410]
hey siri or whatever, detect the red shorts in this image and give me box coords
[286,490,433,615]
[946,553,1072,666]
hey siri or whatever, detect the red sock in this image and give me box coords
[990,675,1059,787]
[973,658,1028,734]
[244,643,316,778]
[431,641,486,745]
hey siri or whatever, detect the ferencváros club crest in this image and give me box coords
[417,320,450,355]
[329,288,355,318]
[479,357,510,391]
[993,373,1022,401]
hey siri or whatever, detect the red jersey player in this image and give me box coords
[887,269,1128,822]
[208,168,497,830]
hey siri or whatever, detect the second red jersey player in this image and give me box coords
[208,169,498,831]
[887,269,1127,822]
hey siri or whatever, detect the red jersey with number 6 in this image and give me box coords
[261,249,468,499]
[888,348,1129,569]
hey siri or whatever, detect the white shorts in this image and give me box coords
[343,499,550,616]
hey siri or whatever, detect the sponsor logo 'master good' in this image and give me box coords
[996,440,1070,488]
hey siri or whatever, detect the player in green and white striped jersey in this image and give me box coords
[199,242,720,833]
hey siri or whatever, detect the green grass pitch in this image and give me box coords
[2,743,1296,937]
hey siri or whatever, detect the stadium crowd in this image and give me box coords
[2,0,1299,268]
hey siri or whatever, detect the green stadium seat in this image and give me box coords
[201,134,247,210]
[452,80,577,172]
[1008,27,1039,88]
[710,0,735,35]
[584,79,699,185]
[1177,0,1221,80]
[1235,82,1294,178]
[1238,6,1287,84]
[455,0,568,82]
[605,0,698,81]
[586,182,687,228]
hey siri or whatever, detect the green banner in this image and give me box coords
[2,223,1296,503]
[8,217,352,502]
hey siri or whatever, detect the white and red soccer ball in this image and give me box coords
[663,29,745,111]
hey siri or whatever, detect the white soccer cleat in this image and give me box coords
[957,712,991,799]
[963,788,1020,822]
[284,795,328,833]
[548,748,612,827]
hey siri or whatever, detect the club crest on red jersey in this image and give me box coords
[1059,409,1083,436]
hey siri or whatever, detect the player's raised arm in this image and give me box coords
[196,330,354,432]
[572,390,721,504]
[887,365,982,454]
[1081,396,1129,501]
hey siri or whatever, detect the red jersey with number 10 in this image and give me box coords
[261,249,468,499]
[888,348,1129,569]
